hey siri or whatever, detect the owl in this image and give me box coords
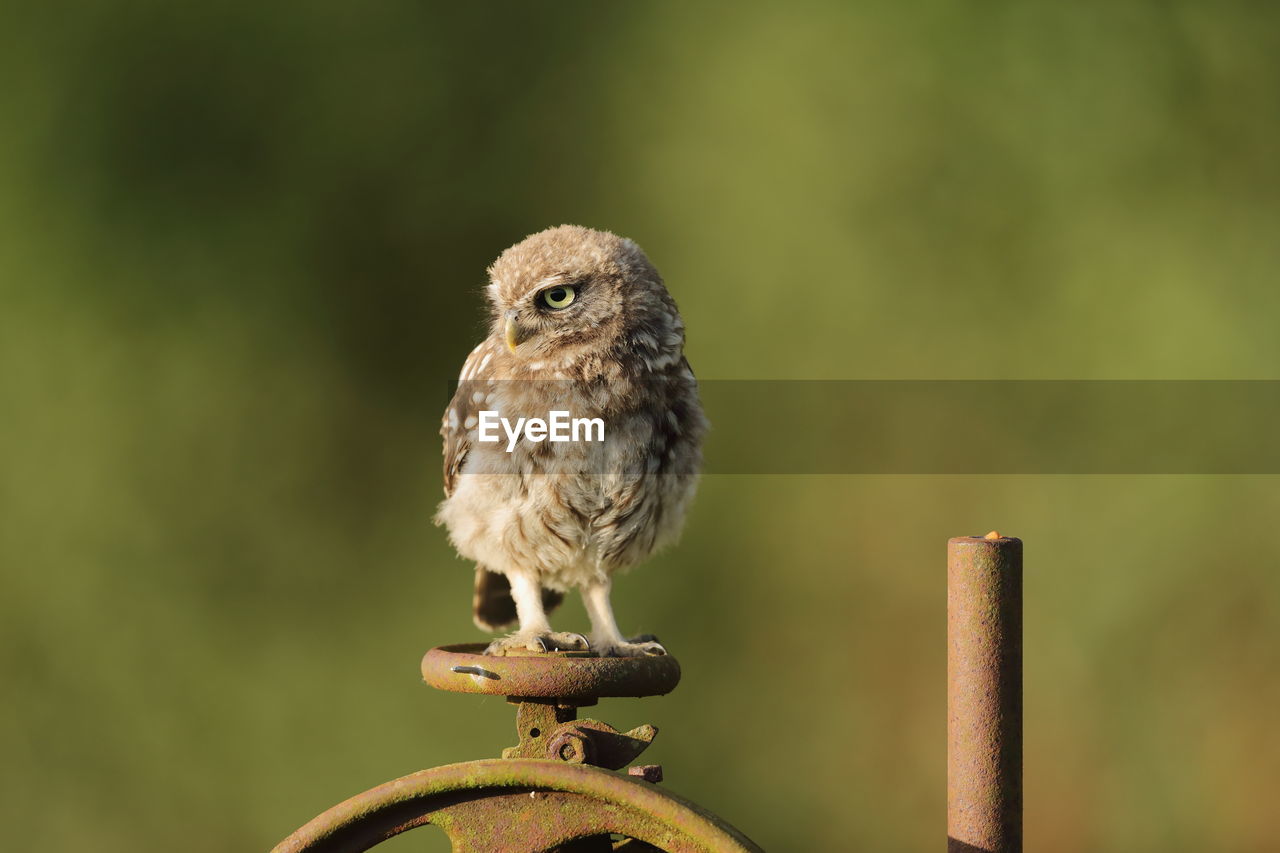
[436,225,706,657]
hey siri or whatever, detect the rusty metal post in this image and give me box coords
[948,533,1022,853]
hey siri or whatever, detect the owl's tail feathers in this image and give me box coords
[472,567,564,632]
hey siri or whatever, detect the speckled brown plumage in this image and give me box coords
[435,225,706,657]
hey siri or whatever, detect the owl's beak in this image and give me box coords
[504,312,526,353]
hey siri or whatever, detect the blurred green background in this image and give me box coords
[3,2,1279,851]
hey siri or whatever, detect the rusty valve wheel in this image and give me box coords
[422,643,683,701]
[273,646,762,853]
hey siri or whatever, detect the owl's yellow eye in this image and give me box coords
[540,285,576,310]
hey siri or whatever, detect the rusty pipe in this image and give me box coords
[948,533,1022,853]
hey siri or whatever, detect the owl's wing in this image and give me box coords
[440,339,496,497]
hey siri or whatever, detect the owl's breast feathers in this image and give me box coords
[436,346,705,583]
[442,334,703,479]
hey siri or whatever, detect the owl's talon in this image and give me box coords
[593,637,667,658]
[485,631,591,656]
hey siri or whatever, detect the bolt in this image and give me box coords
[548,731,590,764]
[627,764,663,783]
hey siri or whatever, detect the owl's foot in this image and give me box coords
[593,634,667,658]
[485,631,590,656]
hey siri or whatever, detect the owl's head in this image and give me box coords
[485,225,684,373]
